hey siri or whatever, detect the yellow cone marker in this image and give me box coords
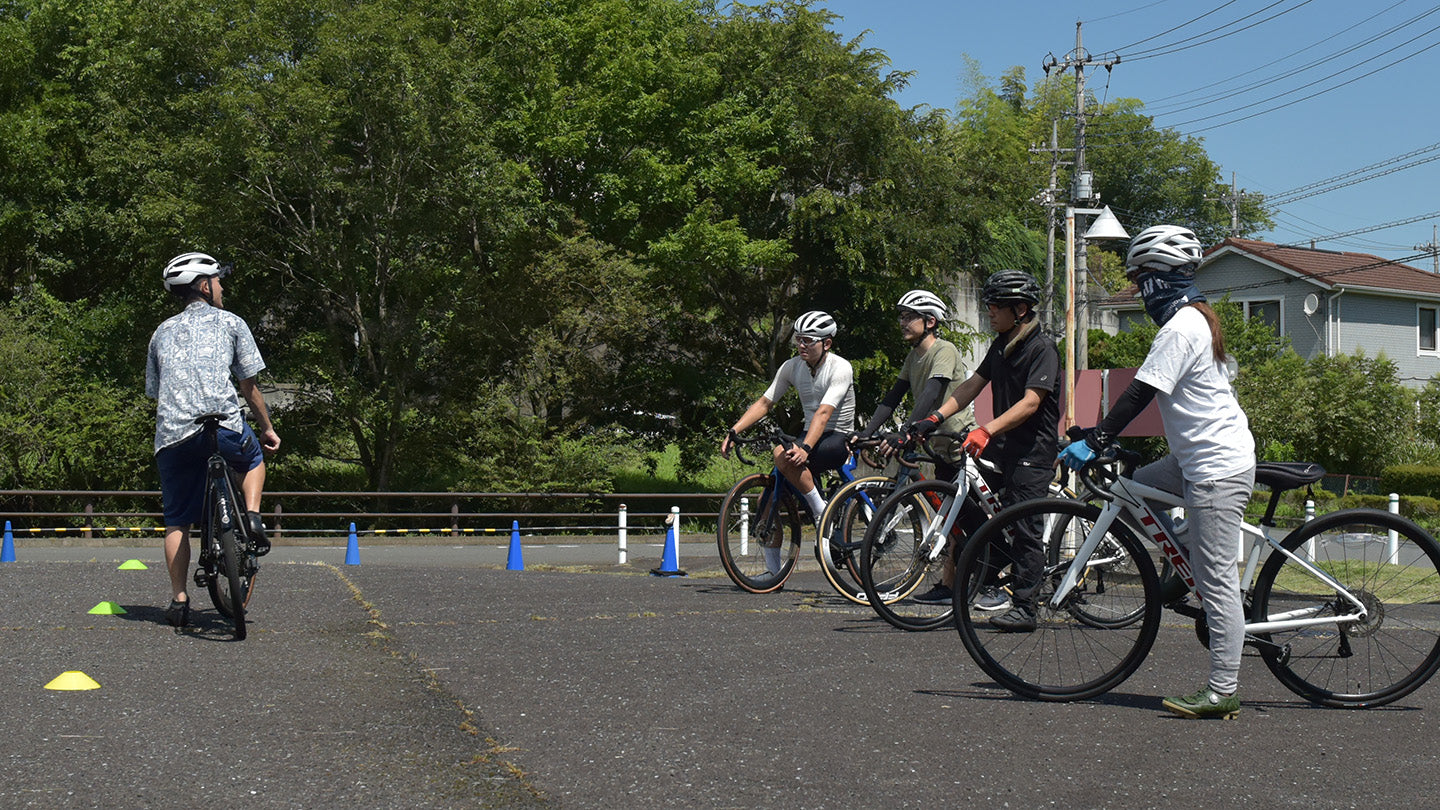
[88,601,127,615]
[45,671,101,691]
[117,559,148,570]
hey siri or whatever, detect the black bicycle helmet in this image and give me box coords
[981,270,1041,306]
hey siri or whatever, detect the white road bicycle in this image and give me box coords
[954,446,1440,708]
[856,439,1083,632]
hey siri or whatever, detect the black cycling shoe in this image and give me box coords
[165,599,190,628]
[990,605,1037,633]
[245,511,271,556]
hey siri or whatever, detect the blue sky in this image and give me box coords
[818,0,1440,268]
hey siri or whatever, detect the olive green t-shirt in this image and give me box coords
[899,338,972,433]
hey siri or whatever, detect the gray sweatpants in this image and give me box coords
[1133,455,1256,696]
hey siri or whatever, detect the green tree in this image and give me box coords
[1304,352,1410,476]
[0,292,152,491]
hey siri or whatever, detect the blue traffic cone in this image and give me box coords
[506,521,524,570]
[1,521,14,562]
[650,521,687,577]
[345,523,360,565]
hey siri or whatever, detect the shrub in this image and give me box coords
[1380,465,1440,499]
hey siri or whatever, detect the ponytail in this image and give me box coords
[1191,301,1226,364]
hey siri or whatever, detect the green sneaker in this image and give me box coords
[1163,687,1240,719]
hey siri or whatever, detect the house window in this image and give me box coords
[1243,299,1282,333]
[1422,306,1438,353]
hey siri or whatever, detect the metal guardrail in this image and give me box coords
[0,489,727,540]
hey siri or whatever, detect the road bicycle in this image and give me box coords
[814,436,931,606]
[856,435,1014,631]
[191,414,264,640]
[716,427,862,594]
[954,445,1440,708]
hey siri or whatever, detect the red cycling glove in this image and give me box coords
[962,426,991,457]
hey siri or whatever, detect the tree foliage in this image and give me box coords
[0,0,1322,495]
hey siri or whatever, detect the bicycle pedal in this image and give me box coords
[192,568,211,588]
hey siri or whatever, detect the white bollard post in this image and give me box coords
[618,503,628,565]
[670,506,681,569]
[740,496,750,555]
[1389,493,1401,565]
[1304,499,1316,560]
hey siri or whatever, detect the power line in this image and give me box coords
[1141,2,1440,116]
[1157,21,1440,132]
[1270,152,1440,206]
[1270,140,1440,200]
[1140,0,1413,107]
[1101,0,1243,52]
[1117,0,1317,61]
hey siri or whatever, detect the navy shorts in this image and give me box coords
[157,423,264,527]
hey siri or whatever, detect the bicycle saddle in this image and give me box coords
[1255,461,1325,492]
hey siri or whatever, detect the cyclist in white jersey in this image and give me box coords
[1060,225,1256,720]
[721,311,856,572]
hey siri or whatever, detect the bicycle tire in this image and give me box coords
[817,476,900,605]
[209,536,258,616]
[954,498,1161,701]
[860,479,958,631]
[717,473,802,593]
[211,493,248,639]
[1250,508,1440,708]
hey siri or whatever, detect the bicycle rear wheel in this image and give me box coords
[717,473,802,593]
[860,479,957,631]
[955,498,1161,701]
[818,476,899,605]
[1250,508,1440,708]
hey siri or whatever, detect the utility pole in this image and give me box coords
[1206,172,1259,237]
[1030,120,1071,334]
[1415,224,1439,273]
[1044,21,1118,372]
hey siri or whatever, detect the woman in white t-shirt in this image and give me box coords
[1059,225,1256,720]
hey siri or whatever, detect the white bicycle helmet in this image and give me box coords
[162,252,229,292]
[1126,225,1203,273]
[896,289,947,321]
[793,310,838,339]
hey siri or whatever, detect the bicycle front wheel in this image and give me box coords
[717,473,802,593]
[215,522,247,640]
[955,498,1161,701]
[1047,511,1147,630]
[1251,508,1440,708]
[860,479,957,631]
[817,476,899,605]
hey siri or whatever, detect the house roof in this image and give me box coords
[1099,237,1440,307]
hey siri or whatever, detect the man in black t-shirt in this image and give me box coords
[910,270,1060,632]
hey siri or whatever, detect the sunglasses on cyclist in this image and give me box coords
[795,335,826,348]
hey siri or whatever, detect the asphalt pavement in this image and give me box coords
[3,538,1439,808]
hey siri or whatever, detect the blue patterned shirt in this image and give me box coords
[145,301,267,453]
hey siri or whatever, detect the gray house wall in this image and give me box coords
[1336,293,1440,385]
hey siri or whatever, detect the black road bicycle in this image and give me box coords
[191,414,263,640]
